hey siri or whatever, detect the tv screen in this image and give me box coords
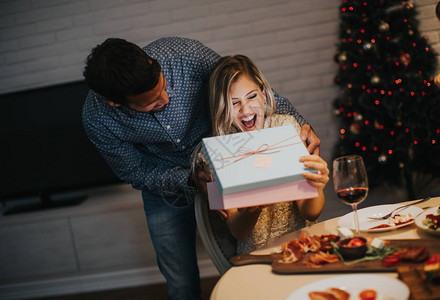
[0,81,122,212]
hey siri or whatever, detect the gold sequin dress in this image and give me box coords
[236,114,307,254]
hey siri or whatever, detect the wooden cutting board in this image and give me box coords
[230,239,440,274]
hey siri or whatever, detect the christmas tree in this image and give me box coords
[333,0,440,199]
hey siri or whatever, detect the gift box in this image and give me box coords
[202,125,319,210]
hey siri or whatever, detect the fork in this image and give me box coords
[367,196,431,220]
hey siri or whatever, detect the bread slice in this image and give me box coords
[308,291,337,300]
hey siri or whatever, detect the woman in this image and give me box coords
[194,55,329,254]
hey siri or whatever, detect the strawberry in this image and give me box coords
[424,254,440,282]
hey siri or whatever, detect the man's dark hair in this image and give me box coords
[83,38,161,104]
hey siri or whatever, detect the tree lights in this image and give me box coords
[332,0,440,196]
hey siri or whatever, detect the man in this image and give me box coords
[82,37,320,299]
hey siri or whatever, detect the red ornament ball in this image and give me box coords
[399,52,411,64]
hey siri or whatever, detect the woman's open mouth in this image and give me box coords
[241,114,257,130]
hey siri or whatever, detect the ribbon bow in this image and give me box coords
[213,135,301,170]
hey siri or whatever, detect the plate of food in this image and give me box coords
[286,274,409,300]
[337,204,423,232]
[415,206,440,236]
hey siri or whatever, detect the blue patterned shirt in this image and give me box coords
[82,37,307,200]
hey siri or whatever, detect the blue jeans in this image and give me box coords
[142,190,201,300]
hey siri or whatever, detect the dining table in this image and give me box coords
[210,196,440,300]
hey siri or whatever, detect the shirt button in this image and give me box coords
[182,146,186,150]
[166,125,170,129]
[176,139,181,143]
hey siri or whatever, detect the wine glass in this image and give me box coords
[333,155,369,236]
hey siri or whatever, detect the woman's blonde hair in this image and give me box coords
[209,55,276,136]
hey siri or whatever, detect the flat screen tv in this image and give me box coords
[0,81,122,214]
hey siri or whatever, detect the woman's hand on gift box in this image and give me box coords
[297,155,328,221]
[299,155,329,189]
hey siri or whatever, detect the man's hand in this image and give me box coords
[300,124,320,155]
[191,168,214,195]
[435,72,440,87]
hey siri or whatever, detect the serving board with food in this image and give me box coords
[230,233,440,274]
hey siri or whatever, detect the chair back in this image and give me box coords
[194,193,236,275]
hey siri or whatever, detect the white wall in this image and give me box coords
[1,0,439,164]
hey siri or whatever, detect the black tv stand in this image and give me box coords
[2,191,87,215]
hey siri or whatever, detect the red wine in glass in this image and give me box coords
[333,155,369,235]
[337,187,368,205]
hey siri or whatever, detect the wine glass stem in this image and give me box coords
[352,203,360,236]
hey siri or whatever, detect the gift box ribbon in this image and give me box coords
[213,135,302,170]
